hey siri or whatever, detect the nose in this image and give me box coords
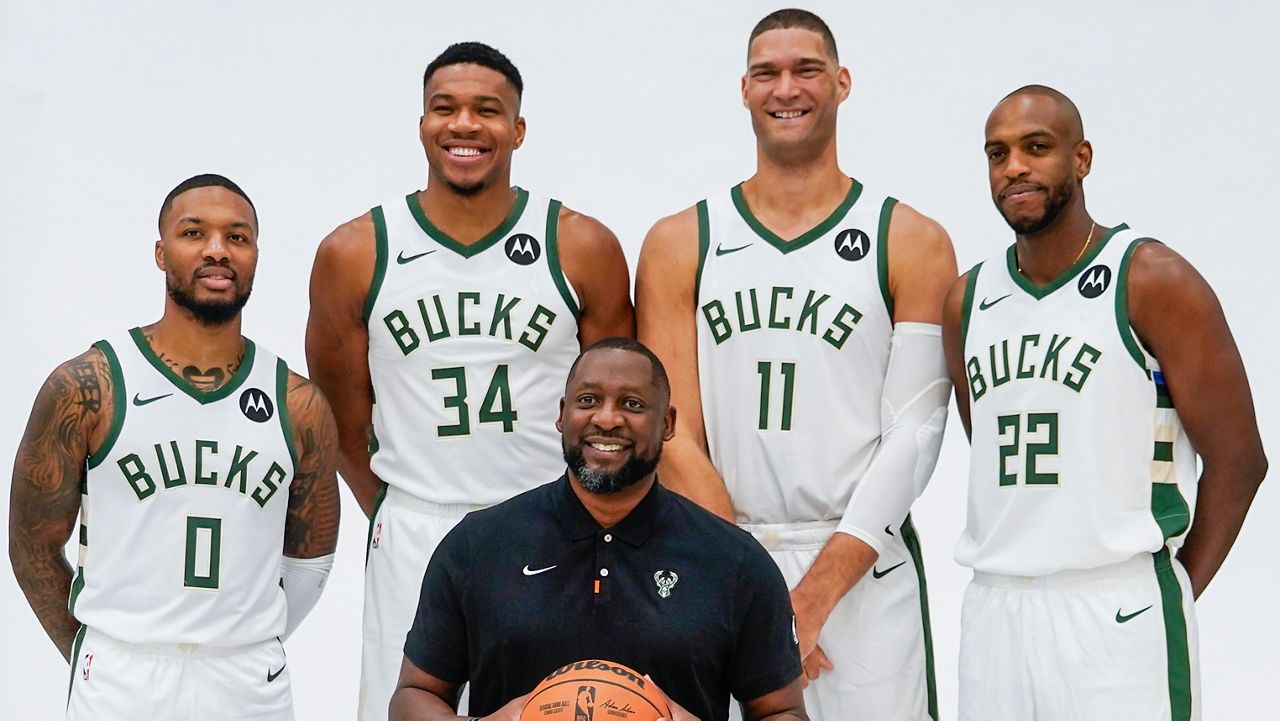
[590,400,625,431]
[449,107,482,134]
[774,70,801,101]
[202,232,230,262]
[1004,149,1030,179]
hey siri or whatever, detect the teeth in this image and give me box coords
[449,147,482,157]
[772,110,805,119]
[590,442,624,452]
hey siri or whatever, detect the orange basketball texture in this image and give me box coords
[519,659,672,721]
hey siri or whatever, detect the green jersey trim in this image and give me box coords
[404,187,530,258]
[544,199,581,321]
[1003,223,1130,300]
[128,327,257,405]
[276,359,299,474]
[877,197,898,320]
[66,625,87,705]
[1115,237,1155,374]
[1152,482,1191,540]
[729,178,864,255]
[87,340,127,470]
[958,262,984,349]
[1154,548,1193,721]
[68,561,86,616]
[363,205,389,326]
[693,200,711,304]
[901,516,938,721]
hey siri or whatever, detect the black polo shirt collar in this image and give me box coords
[550,473,673,547]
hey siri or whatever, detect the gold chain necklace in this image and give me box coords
[1018,222,1096,273]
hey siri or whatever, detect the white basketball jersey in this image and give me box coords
[954,226,1197,576]
[365,189,580,505]
[696,181,897,524]
[73,329,295,645]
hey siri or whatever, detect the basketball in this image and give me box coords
[520,659,672,721]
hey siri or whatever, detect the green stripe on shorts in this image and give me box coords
[1154,548,1192,721]
[901,515,938,721]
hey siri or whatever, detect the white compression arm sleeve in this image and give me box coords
[836,323,951,555]
[281,553,335,640]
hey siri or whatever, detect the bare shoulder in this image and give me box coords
[887,201,954,257]
[284,370,336,426]
[43,345,114,424]
[1127,239,1207,290]
[641,204,701,260]
[312,211,377,284]
[17,346,114,482]
[555,203,623,253]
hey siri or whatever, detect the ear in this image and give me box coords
[662,404,676,442]
[555,397,565,433]
[1075,139,1093,180]
[154,239,166,271]
[835,65,851,103]
[740,73,750,108]
[513,115,527,149]
[418,115,429,146]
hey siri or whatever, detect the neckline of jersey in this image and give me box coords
[1003,223,1130,300]
[128,327,257,405]
[404,187,530,258]
[730,178,864,255]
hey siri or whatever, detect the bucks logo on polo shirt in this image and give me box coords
[955,226,1197,577]
[72,328,297,645]
[363,189,581,506]
[694,179,899,527]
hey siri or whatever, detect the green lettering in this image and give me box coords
[1064,343,1102,392]
[967,357,987,402]
[383,310,420,355]
[154,440,187,489]
[418,296,451,342]
[488,294,520,340]
[194,440,219,485]
[821,304,862,350]
[519,305,556,351]
[224,445,259,494]
[458,292,481,336]
[117,453,155,500]
[768,287,794,329]
[796,290,830,335]
[1040,334,1071,381]
[701,301,732,345]
[989,340,1012,388]
[1016,334,1041,380]
[734,289,761,331]
[251,462,287,508]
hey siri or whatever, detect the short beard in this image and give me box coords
[167,280,251,326]
[999,177,1074,235]
[563,444,661,495]
[445,178,485,198]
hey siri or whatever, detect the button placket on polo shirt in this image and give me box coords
[594,530,615,605]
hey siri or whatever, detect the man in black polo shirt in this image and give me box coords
[390,338,806,721]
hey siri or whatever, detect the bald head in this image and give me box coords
[994,85,1084,143]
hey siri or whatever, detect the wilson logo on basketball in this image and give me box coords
[506,233,542,265]
[239,388,274,422]
[521,659,670,721]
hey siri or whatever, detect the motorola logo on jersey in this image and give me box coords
[1078,265,1113,298]
[834,228,870,261]
[239,388,274,423]
[505,233,542,265]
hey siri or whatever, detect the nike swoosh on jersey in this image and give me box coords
[522,564,557,576]
[267,663,286,682]
[979,294,1012,310]
[132,393,173,406]
[715,243,752,256]
[872,561,906,579]
[1115,605,1153,623]
[396,249,437,264]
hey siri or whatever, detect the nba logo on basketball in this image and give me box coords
[574,685,595,721]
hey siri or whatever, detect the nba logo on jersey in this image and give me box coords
[505,233,541,265]
[371,521,383,549]
[239,388,274,423]
[574,686,595,721]
[82,653,93,681]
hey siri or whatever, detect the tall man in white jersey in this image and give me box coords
[637,10,956,721]
[10,174,341,721]
[306,43,634,721]
[942,86,1268,721]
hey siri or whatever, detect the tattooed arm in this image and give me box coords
[283,371,340,560]
[9,349,111,661]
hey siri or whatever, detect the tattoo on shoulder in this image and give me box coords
[284,373,340,557]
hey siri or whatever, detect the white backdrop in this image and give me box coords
[2,1,1276,718]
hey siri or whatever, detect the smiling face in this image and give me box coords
[420,62,525,197]
[155,186,257,326]
[742,27,849,162]
[558,348,675,495]
[984,92,1092,234]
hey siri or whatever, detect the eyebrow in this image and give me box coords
[175,217,253,231]
[428,92,506,105]
[748,57,828,71]
[574,381,649,396]
[984,129,1055,149]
